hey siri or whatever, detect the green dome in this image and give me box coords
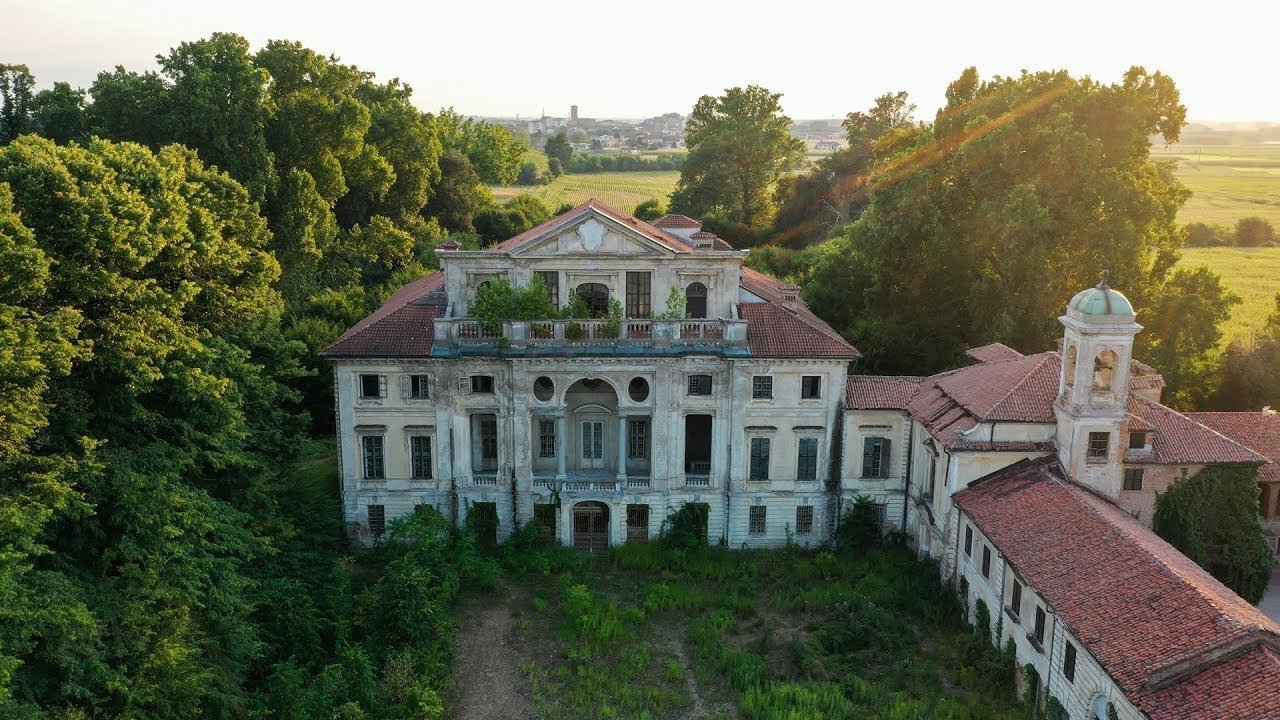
[1068,283,1134,317]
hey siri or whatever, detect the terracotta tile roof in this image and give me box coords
[845,375,923,410]
[934,352,1060,423]
[1140,645,1280,720]
[322,273,445,358]
[712,237,734,250]
[1127,396,1266,466]
[652,213,702,229]
[1185,411,1280,483]
[690,231,715,238]
[965,342,1025,364]
[954,457,1280,717]
[489,199,691,254]
[739,303,860,359]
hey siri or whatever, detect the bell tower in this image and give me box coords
[1054,273,1142,498]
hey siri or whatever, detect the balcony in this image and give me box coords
[432,316,750,358]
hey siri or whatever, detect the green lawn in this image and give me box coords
[1178,246,1280,345]
[493,171,681,215]
[1151,143,1280,227]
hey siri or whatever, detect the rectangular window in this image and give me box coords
[367,504,385,536]
[626,504,649,544]
[752,376,773,399]
[861,437,891,478]
[687,374,712,395]
[409,374,430,399]
[981,545,991,578]
[534,503,556,541]
[800,375,822,399]
[748,505,766,534]
[964,525,973,556]
[625,271,651,318]
[476,415,497,471]
[795,505,814,534]
[1063,643,1077,682]
[749,437,771,481]
[410,436,433,479]
[359,373,384,399]
[1129,431,1147,449]
[1033,606,1046,647]
[471,375,495,394]
[797,437,818,481]
[1011,580,1023,619]
[1123,468,1145,491]
[538,419,556,458]
[628,418,649,459]
[535,270,559,309]
[362,435,385,479]
[1087,432,1110,461]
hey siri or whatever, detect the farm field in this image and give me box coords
[1151,143,1280,227]
[493,171,681,215]
[1178,246,1280,345]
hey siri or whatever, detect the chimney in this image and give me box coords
[780,284,801,303]
[651,214,702,243]
[438,240,461,251]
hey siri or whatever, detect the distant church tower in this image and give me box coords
[1054,274,1142,499]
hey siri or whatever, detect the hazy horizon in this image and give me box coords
[7,0,1279,124]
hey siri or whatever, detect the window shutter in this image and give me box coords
[458,376,471,393]
[378,375,388,398]
[401,375,411,400]
[862,437,875,477]
[880,439,892,477]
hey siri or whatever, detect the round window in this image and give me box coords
[534,376,554,402]
[628,377,650,402]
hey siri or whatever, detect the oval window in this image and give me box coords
[534,376,554,402]
[628,377,650,402]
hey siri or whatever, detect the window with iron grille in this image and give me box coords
[409,374,429,399]
[687,374,712,395]
[367,504,385,536]
[862,437,891,478]
[797,437,818,481]
[1063,643,1077,682]
[534,503,556,541]
[625,272,651,318]
[749,437,770,481]
[981,545,991,578]
[628,418,649,459]
[359,373,384,399]
[480,416,498,466]
[752,376,773,399]
[1011,580,1023,619]
[1087,432,1109,461]
[362,436,385,479]
[471,375,494,393]
[748,505,766,534]
[795,505,814,534]
[410,436,432,479]
[627,504,649,543]
[1123,468,1144,491]
[800,375,822,399]
[538,420,556,458]
[1033,606,1046,647]
[964,525,973,556]
[535,271,559,308]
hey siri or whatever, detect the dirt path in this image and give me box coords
[670,628,739,720]
[448,584,536,720]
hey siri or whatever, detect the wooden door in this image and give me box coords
[573,502,609,553]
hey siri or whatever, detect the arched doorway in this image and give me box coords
[565,379,618,476]
[573,501,610,553]
[576,283,610,317]
[685,282,707,318]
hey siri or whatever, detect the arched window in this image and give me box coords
[1093,695,1116,720]
[1064,345,1078,388]
[1093,350,1117,391]
[685,282,708,319]
[576,283,609,318]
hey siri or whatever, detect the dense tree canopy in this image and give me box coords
[670,85,805,231]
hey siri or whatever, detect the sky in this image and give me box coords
[6,0,1279,123]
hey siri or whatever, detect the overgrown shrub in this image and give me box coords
[661,502,710,549]
[837,495,884,549]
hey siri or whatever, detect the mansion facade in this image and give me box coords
[325,200,1280,719]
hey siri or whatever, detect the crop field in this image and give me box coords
[1178,246,1280,345]
[493,171,681,214]
[1151,143,1280,227]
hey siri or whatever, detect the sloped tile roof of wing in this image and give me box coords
[1184,410,1280,483]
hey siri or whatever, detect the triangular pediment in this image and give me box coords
[507,208,685,258]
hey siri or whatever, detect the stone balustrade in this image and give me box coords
[432,316,749,356]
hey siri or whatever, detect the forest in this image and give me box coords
[0,32,1276,719]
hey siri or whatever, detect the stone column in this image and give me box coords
[556,414,567,480]
[617,415,628,482]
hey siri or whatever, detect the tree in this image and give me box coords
[29,82,88,144]
[473,194,551,244]
[1153,465,1275,603]
[1213,293,1280,410]
[633,198,667,221]
[843,90,916,149]
[670,85,805,229]
[0,64,36,144]
[1233,216,1276,247]
[805,67,1191,374]
[423,149,486,233]
[1136,267,1240,408]
[433,108,527,186]
[1184,221,1231,247]
[544,129,573,168]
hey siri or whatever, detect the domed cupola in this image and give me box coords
[1066,273,1136,322]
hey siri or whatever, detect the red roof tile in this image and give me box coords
[489,199,691,254]
[1141,645,1280,720]
[965,342,1025,364]
[322,273,444,358]
[845,375,923,410]
[1127,397,1266,466]
[935,352,1060,423]
[1185,411,1280,483]
[954,457,1280,716]
[652,213,702,229]
[739,303,860,359]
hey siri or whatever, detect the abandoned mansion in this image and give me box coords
[325,200,1280,719]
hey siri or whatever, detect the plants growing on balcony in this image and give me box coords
[653,286,687,320]
[470,276,557,333]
